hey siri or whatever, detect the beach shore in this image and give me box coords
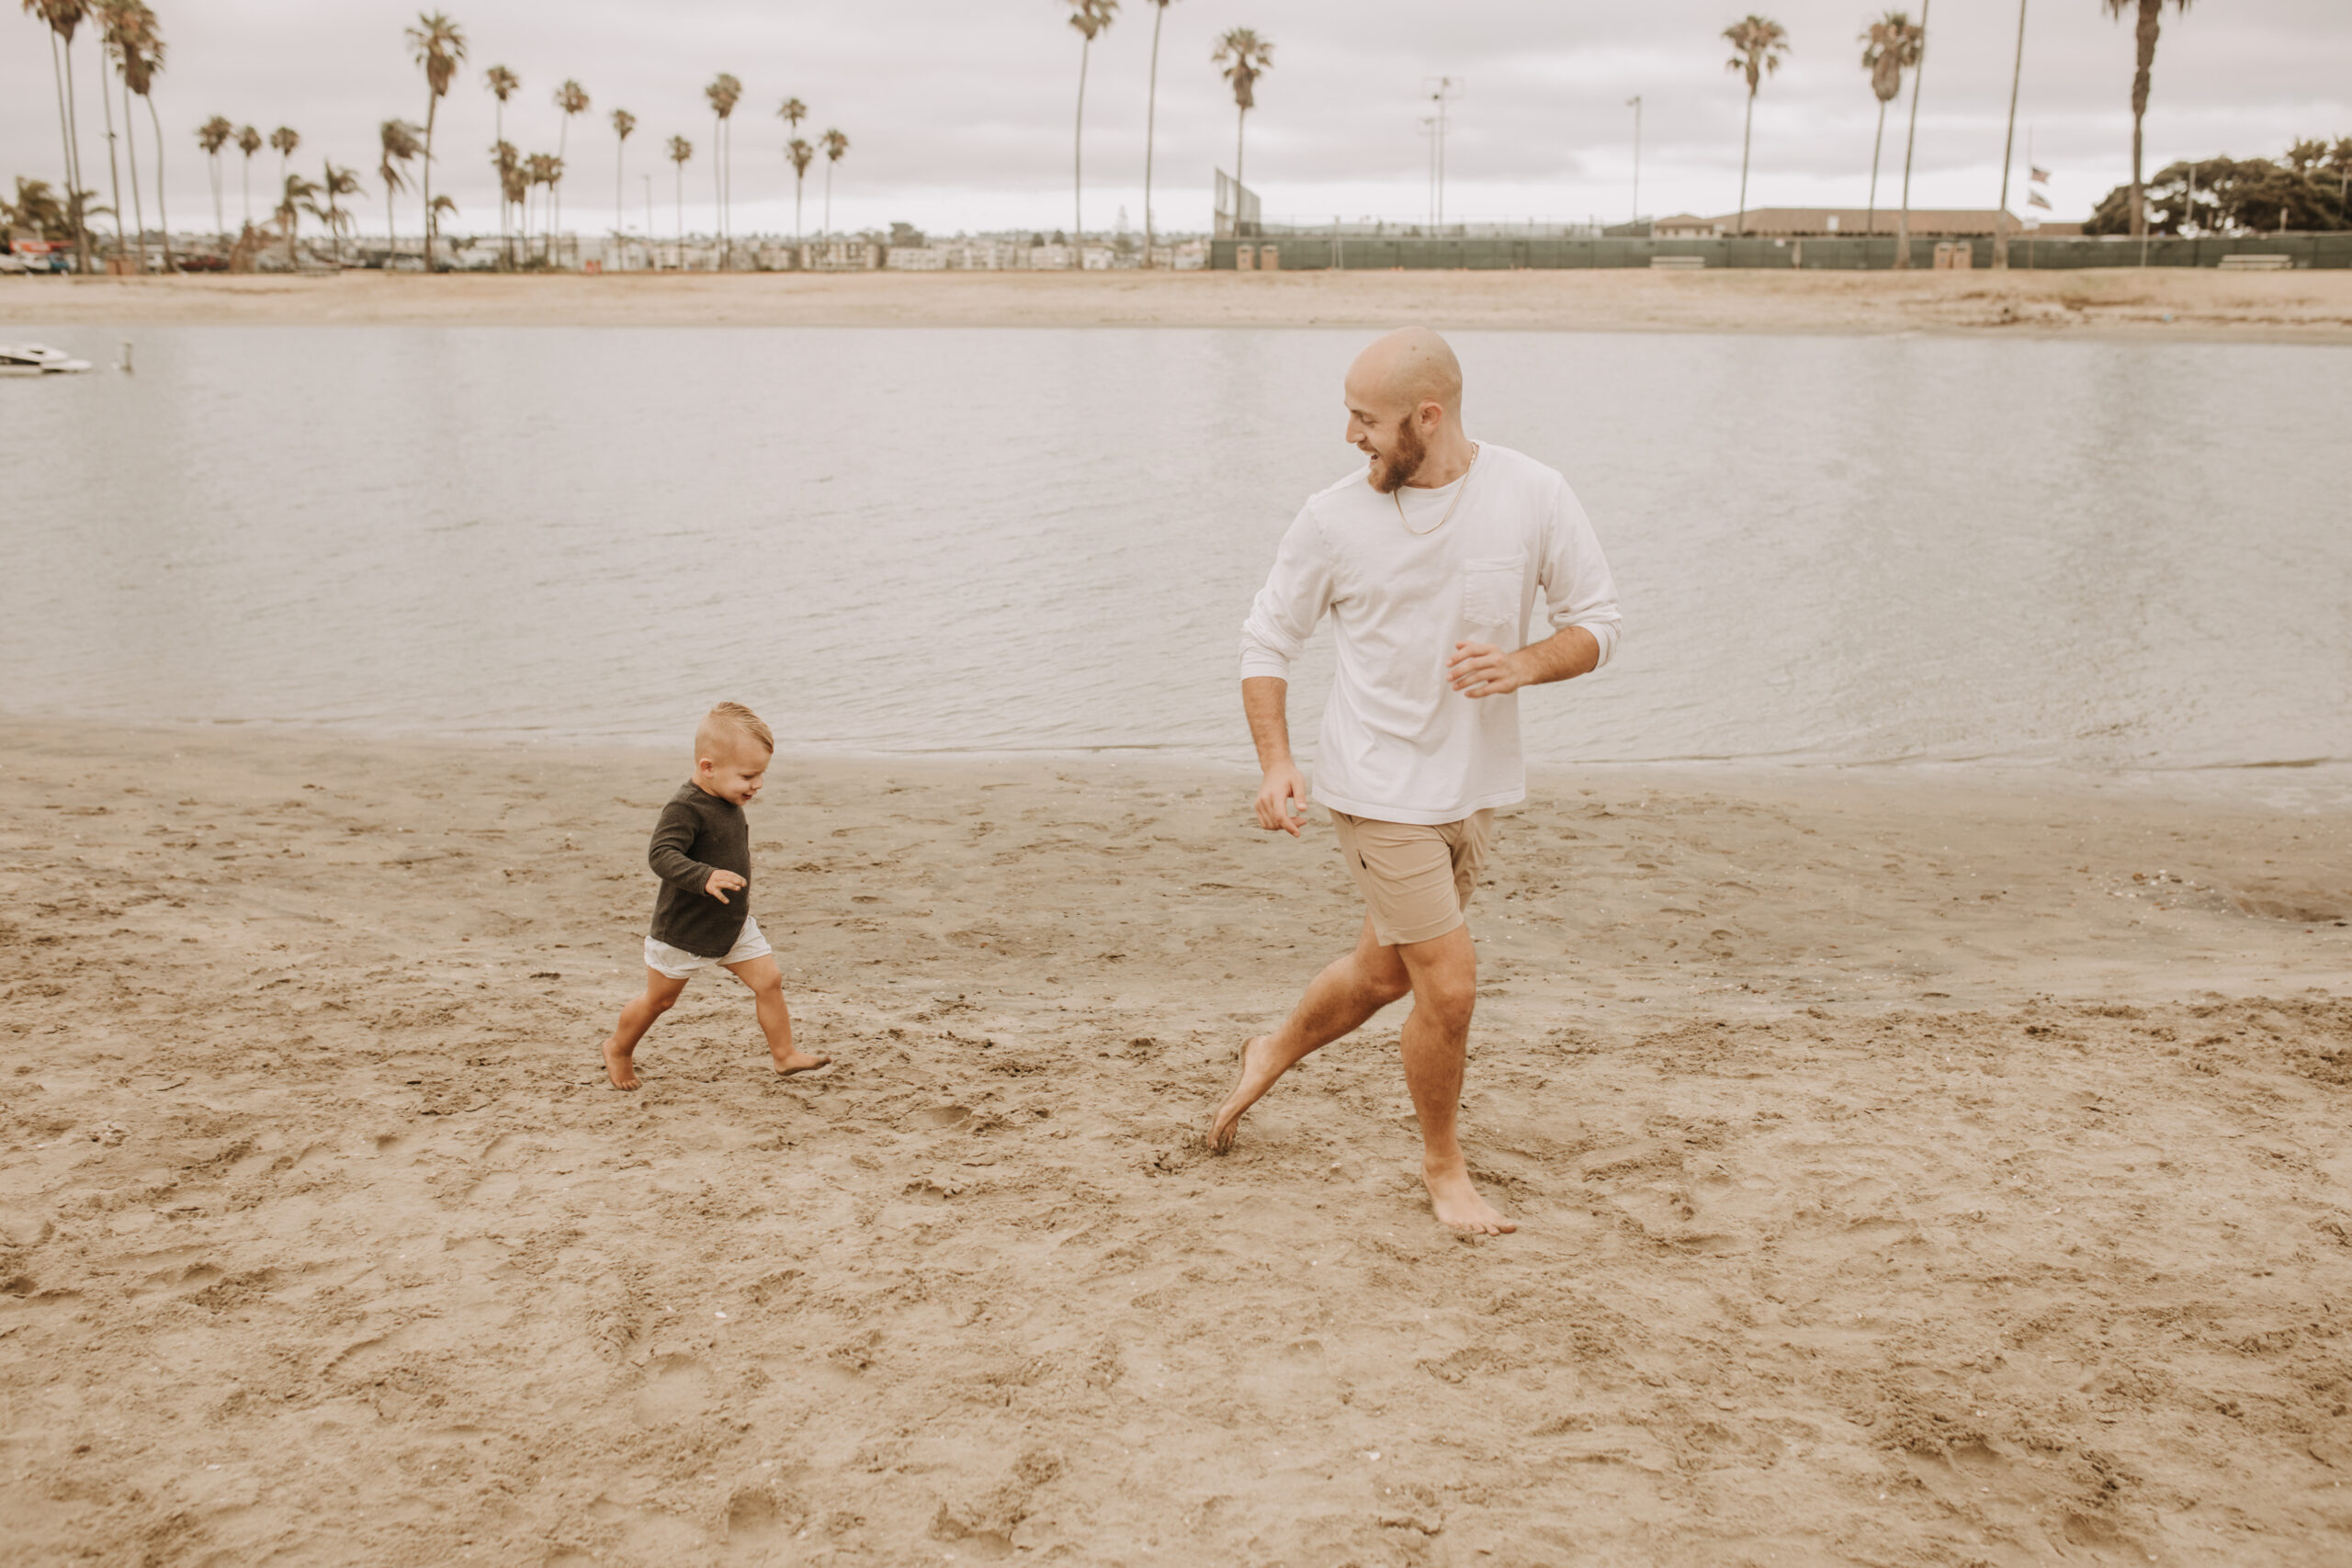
[6,265,2352,341]
[4,719,2347,1562]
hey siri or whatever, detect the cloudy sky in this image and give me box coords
[7,0,2346,242]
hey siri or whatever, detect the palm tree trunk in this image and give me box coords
[794,175,803,246]
[2128,0,2159,239]
[823,162,831,240]
[44,30,85,273]
[96,48,126,262]
[1072,38,1090,270]
[422,92,439,270]
[1736,88,1754,237]
[674,164,684,270]
[1144,6,1165,265]
[1866,98,1887,254]
[241,152,251,232]
[1235,106,1247,195]
[615,139,624,266]
[209,151,224,246]
[121,79,147,272]
[147,96,173,273]
[556,118,569,269]
[62,36,96,272]
[1994,0,2028,269]
[1894,0,1931,270]
[388,185,395,255]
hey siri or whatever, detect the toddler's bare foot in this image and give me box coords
[1425,1162,1516,1235]
[604,1038,640,1091]
[772,1048,831,1077]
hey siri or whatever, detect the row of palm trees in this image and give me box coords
[23,0,177,274]
[1724,1,2200,268]
[1062,2,1273,265]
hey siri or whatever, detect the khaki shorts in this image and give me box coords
[1329,809,1495,946]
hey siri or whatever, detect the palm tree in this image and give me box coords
[1860,13,1922,251]
[2103,0,2194,240]
[666,133,691,269]
[106,0,169,274]
[27,0,96,272]
[197,114,232,244]
[1891,0,1931,268]
[484,63,518,265]
[526,152,561,263]
[1065,0,1117,270]
[1213,28,1272,192]
[495,141,524,257]
[786,136,813,245]
[6,176,71,240]
[820,128,848,241]
[775,96,806,243]
[1140,0,1175,265]
[1721,15,1790,238]
[268,126,299,194]
[610,107,635,262]
[1993,0,2029,268]
[276,169,317,269]
[379,118,421,259]
[551,78,589,268]
[704,73,741,265]
[311,161,361,266]
[406,11,467,270]
[235,123,260,232]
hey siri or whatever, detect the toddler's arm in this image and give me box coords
[649,804,728,898]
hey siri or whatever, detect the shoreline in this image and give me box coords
[6,266,2351,341]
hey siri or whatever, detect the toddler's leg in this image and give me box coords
[724,954,830,1076]
[603,968,690,1090]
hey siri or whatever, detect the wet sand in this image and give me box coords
[3,719,2348,1563]
[6,265,2352,342]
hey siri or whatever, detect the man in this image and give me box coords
[1208,327,1622,1235]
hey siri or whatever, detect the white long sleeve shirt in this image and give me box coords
[1238,442,1622,826]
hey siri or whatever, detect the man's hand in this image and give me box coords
[1255,761,1310,837]
[704,869,746,903]
[1448,640,1529,699]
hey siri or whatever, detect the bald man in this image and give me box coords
[1210,327,1622,1235]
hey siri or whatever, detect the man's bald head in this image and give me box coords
[1345,327,1464,423]
[1342,327,1472,493]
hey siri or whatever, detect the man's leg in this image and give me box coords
[1208,915,1410,1152]
[1394,925,1514,1235]
[723,954,831,1076]
[603,967,690,1090]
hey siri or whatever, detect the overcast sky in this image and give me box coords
[8,0,2347,241]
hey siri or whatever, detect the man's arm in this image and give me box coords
[1243,675,1309,836]
[1446,624,1599,699]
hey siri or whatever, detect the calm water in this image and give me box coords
[2,324,2346,773]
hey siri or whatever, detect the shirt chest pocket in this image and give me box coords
[1460,554,1525,627]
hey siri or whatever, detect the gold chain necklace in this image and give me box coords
[1392,443,1480,536]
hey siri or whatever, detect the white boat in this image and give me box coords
[0,344,95,376]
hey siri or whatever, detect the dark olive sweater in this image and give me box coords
[647,781,752,957]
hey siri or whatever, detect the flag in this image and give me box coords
[2028,190,2052,210]
[2030,165,2052,185]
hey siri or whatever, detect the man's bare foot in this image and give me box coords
[772,1048,831,1077]
[604,1039,639,1091]
[1425,1163,1516,1235]
[1207,1034,1283,1154]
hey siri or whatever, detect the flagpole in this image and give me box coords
[1994,0,2028,269]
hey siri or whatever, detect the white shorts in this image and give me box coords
[643,916,773,980]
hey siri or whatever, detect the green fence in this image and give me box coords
[1210,232,2352,271]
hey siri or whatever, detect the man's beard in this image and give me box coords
[1369,420,1427,494]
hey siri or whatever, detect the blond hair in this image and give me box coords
[695,701,775,761]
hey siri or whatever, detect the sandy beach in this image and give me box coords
[3,718,2347,1563]
[6,266,2352,342]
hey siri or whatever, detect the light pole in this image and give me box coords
[1993,0,2028,269]
[1627,96,1643,225]
[1423,77,1462,231]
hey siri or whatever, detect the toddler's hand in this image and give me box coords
[705,869,746,903]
